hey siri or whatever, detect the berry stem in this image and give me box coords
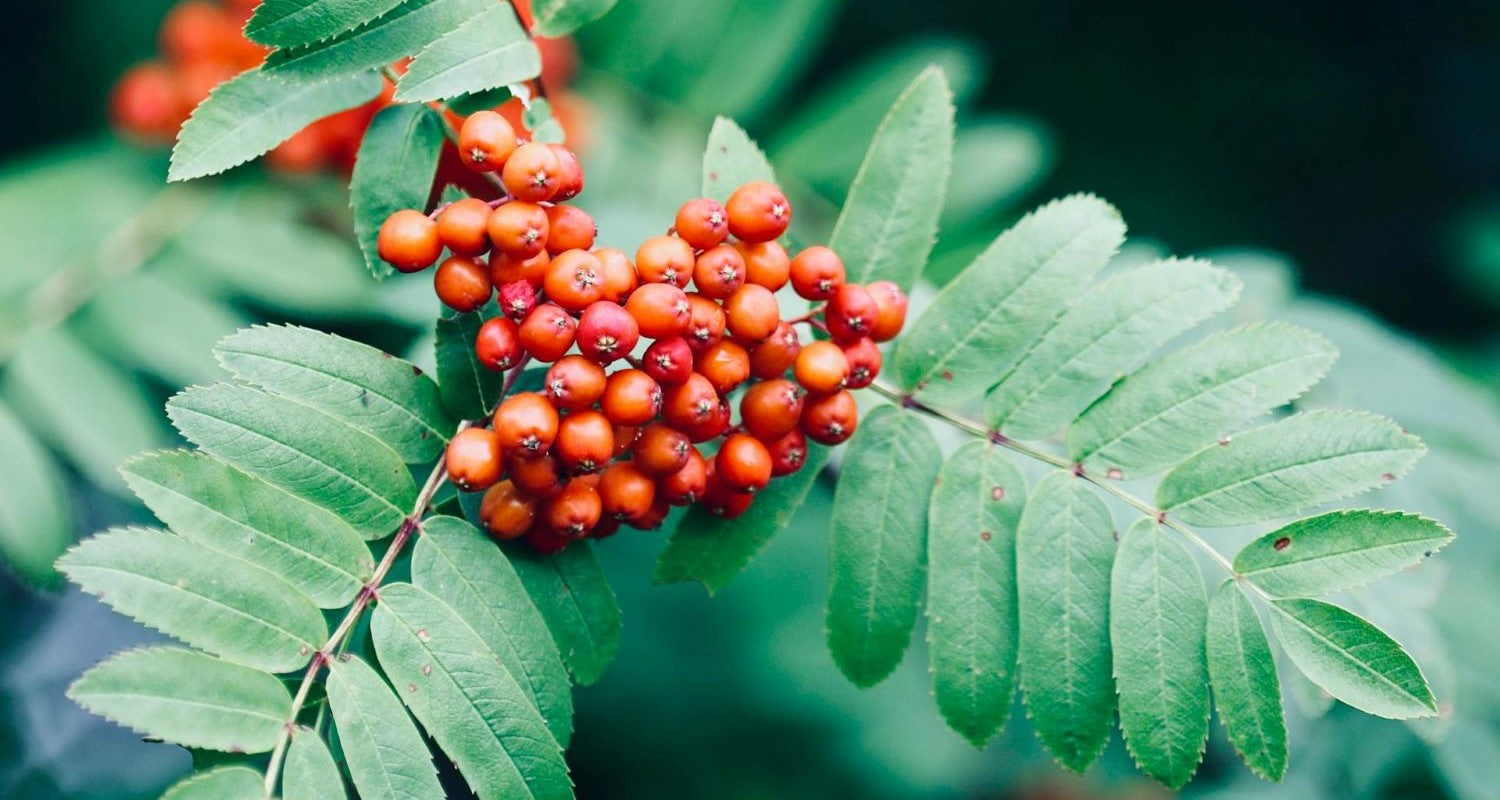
[866,380,1247,586]
[783,304,827,325]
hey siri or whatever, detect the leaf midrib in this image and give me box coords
[1274,604,1431,708]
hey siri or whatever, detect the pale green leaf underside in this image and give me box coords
[247,0,410,48]
[1110,519,1210,789]
[984,258,1242,438]
[828,406,942,688]
[1205,581,1288,781]
[654,444,830,594]
[69,647,289,753]
[372,583,572,800]
[352,103,447,280]
[532,0,618,36]
[167,382,417,538]
[263,0,494,82]
[506,540,622,685]
[1235,510,1453,597]
[325,655,446,800]
[701,116,776,204]
[169,68,383,181]
[1068,322,1338,476]
[895,194,1126,407]
[0,399,71,586]
[80,272,247,388]
[435,307,508,419]
[926,441,1026,747]
[59,527,326,672]
[216,324,452,463]
[1269,598,1437,719]
[285,727,348,800]
[396,5,539,102]
[412,516,573,746]
[162,766,266,800]
[122,450,372,608]
[1015,471,1116,772]
[1157,409,1426,526]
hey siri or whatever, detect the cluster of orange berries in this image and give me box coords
[376,111,908,552]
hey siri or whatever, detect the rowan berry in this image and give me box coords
[110,63,185,142]
[487,201,550,259]
[657,446,708,505]
[642,337,695,386]
[590,516,622,540]
[549,145,585,201]
[445,427,504,491]
[527,522,572,553]
[498,280,537,323]
[479,480,536,540]
[599,462,656,521]
[493,392,560,456]
[701,469,753,518]
[696,339,750,395]
[501,142,562,202]
[766,429,809,476]
[543,250,605,313]
[684,293,726,352]
[554,410,614,473]
[625,283,691,339]
[635,235,695,288]
[842,337,883,389]
[594,248,638,303]
[725,181,791,243]
[434,256,493,313]
[724,284,780,345]
[661,373,719,430]
[458,110,518,172]
[475,316,522,371]
[628,497,671,531]
[692,244,747,300]
[824,283,879,342]
[789,246,846,301]
[490,249,550,288]
[739,379,804,441]
[801,390,858,445]
[716,434,773,493]
[680,396,731,443]
[159,2,239,64]
[866,280,909,342]
[575,301,640,364]
[793,340,850,395]
[632,422,692,477]
[749,322,801,379]
[674,198,729,250]
[378,209,443,273]
[436,197,494,257]
[544,355,607,410]
[507,452,563,497]
[737,240,791,291]
[544,204,597,254]
[612,423,640,457]
[544,478,602,537]
[517,303,576,362]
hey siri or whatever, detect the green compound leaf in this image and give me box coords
[654,444,830,594]
[59,527,326,672]
[412,516,573,746]
[325,655,445,800]
[169,68,383,182]
[531,0,618,36]
[396,4,539,102]
[284,726,348,800]
[161,766,266,800]
[351,103,446,280]
[702,116,776,203]
[68,647,289,753]
[827,406,942,688]
[372,583,573,800]
[434,307,512,420]
[1110,519,1210,790]
[984,258,1242,438]
[1206,580,1288,781]
[1156,410,1426,527]
[263,0,494,82]
[0,400,72,586]
[1269,598,1438,719]
[167,382,418,539]
[926,442,1026,747]
[1235,510,1453,597]
[506,540,622,685]
[216,324,453,463]
[894,194,1126,408]
[1068,322,1338,477]
[828,66,954,292]
[122,450,372,609]
[1015,471,1116,772]
[247,0,411,48]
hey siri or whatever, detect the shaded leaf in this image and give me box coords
[701,116,775,203]
[532,0,617,36]
[1235,510,1452,597]
[80,272,248,388]
[434,307,509,420]
[351,103,447,280]
[396,5,540,102]
[1206,580,1288,781]
[505,540,622,685]
[0,400,72,586]
[247,0,410,48]
[161,766,265,800]
[263,0,494,82]
[325,655,445,800]
[285,727,347,800]
[1269,598,1438,719]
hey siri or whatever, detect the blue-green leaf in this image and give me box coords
[1206,580,1288,781]
[0,400,72,586]
[506,540,622,685]
[701,116,775,203]
[325,654,445,800]
[1268,598,1438,719]
[1235,510,1453,597]
[162,766,266,800]
[263,0,494,82]
[532,0,618,36]
[395,5,540,103]
[247,0,411,48]
[285,726,347,800]
[351,104,447,280]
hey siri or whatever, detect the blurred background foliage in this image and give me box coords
[2,1,1499,798]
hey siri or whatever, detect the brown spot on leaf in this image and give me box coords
[980,531,992,542]
[1273,537,1291,551]
[991,486,1005,501]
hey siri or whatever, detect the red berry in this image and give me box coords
[682,397,731,443]
[842,337,883,389]
[493,392,560,456]
[701,467,753,518]
[824,283,879,342]
[544,204,597,254]
[801,390,858,445]
[543,250,605,313]
[632,422,691,477]
[575,301,640,364]
[549,144,585,201]
[458,111,518,172]
[544,355,607,410]
[766,429,809,476]
[642,337,695,386]
[554,410,614,474]
[867,280,909,342]
[725,181,791,243]
[599,462,656,521]
[789,246,846,300]
[501,142,562,202]
[543,478,602,537]
[657,446,708,505]
[434,256,494,313]
[627,497,671,531]
[498,280,537,323]
[479,480,535,539]
[716,433,772,493]
[737,240,790,291]
[378,209,442,273]
[436,197,493,257]
[445,427,503,491]
[526,521,572,553]
[517,303,577,362]
[750,322,802,379]
[683,293,726,352]
[661,373,719,430]
[508,452,563,498]
[488,201,550,259]
[724,284,780,345]
[692,244,746,300]
[635,235,694,288]
[793,340,850,396]
[475,317,522,371]
[624,283,691,339]
[675,197,729,250]
[739,379,804,441]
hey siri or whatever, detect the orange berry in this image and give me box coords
[544,355,607,410]
[737,240,791,291]
[750,322,802,379]
[626,497,671,531]
[612,423,640,457]
[434,256,493,313]
[674,197,728,250]
[436,198,494,257]
[658,446,708,505]
[739,379,804,441]
[789,246,846,301]
[635,235,695,288]
[661,373,719,430]
[824,283,879,343]
[544,478,602,537]
[480,480,536,539]
[575,301,640,365]
[867,280,909,342]
[544,204,597,254]
[701,467,753,518]
[475,316,522,371]
[488,201,550,259]
[493,392,560,456]
[632,423,692,477]
[501,142,561,202]
[549,144,585,201]
[725,180,791,243]
[490,249,551,288]
[507,452,563,498]
[445,428,504,491]
[695,339,750,395]
[378,210,442,273]
[684,293,726,352]
[793,340,850,396]
[801,390,858,445]
[517,303,577,362]
[600,369,662,426]
[110,62,185,142]
[716,434,772,493]
[842,337,883,389]
[692,244,746,300]
[724,284,781,345]
[599,462,656,521]
[554,410,614,473]
[682,397,731,443]
[458,110,518,172]
[543,250,605,313]
[624,283,691,339]
[594,247,638,303]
